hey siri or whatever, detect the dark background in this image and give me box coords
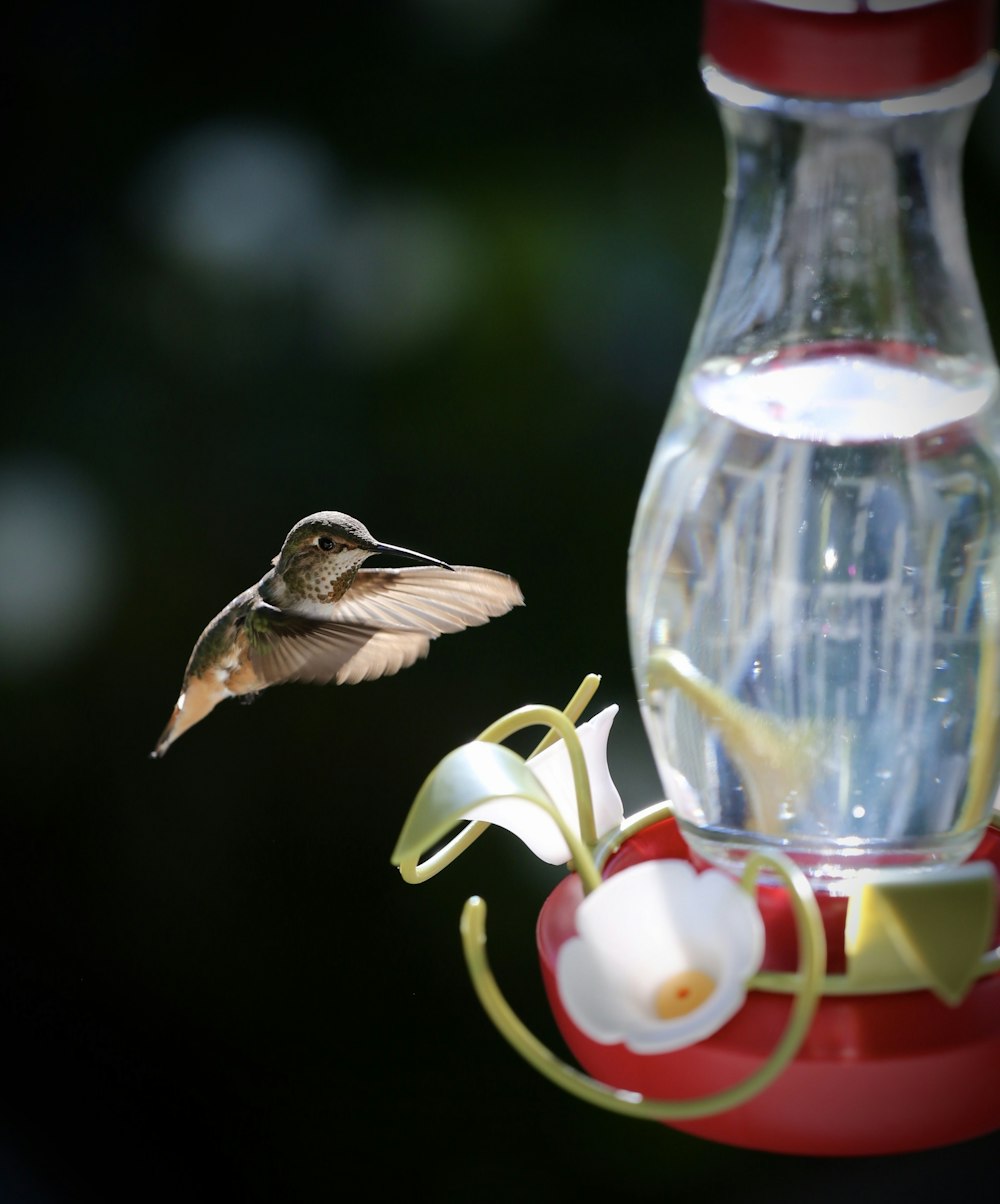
[3,2,1000,1200]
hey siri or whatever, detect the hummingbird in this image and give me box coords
[151,511,524,758]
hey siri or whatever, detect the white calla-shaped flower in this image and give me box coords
[556,860,764,1053]
[468,704,624,864]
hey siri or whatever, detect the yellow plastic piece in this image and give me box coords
[646,649,830,836]
[958,567,1000,832]
[844,861,999,1005]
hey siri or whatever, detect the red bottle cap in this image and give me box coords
[702,0,997,99]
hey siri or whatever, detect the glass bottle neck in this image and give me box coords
[689,60,997,372]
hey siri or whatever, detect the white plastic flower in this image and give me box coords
[556,859,765,1053]
[467,704,624,864]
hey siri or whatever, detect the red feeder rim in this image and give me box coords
[702,0,997,99]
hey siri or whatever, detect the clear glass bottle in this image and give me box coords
[627,0,1000,891]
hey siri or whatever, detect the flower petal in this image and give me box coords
[467,797,573,864]
[528,704,624,844]
[574,861,702,997]
[555,859,765,1053]
[557,937,644,1041]
[467,705,624,864]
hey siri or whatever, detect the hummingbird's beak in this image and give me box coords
[372,541,455,571]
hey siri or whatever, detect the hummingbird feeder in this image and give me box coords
[391,0,1000,1156]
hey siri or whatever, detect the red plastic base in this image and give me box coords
[536,818,1000,1156]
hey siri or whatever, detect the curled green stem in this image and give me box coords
[460,848,825,1120]
[478,703,599,849]
[399,674,602,886]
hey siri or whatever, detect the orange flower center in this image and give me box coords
[653,968,716,1019]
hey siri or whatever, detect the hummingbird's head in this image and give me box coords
[273,511,453,600]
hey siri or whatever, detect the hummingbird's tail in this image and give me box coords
[150,705,184,758]
[150,676,233,758]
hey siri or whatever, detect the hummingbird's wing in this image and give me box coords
[246,566,523,687]
[247,616,434,686]
[325,565,524,636]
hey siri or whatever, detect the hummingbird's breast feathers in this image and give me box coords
[269,558,363,614]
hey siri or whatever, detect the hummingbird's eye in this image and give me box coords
[317,536,336,552]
